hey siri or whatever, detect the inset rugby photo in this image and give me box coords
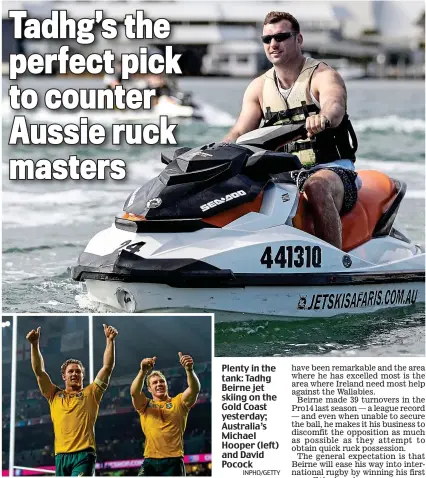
[2,315,212,476]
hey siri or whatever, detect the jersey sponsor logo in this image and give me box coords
[57,391,85,399]
[200,190,247,212]
[148,401,173,409]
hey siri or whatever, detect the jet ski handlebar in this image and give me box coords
[236,123,310,149]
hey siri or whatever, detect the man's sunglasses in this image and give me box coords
[261,32,298,44]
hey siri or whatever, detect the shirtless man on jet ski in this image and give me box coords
[223,11,358,250]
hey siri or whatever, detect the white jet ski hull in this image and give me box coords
[72,125,425,319]
[75,210,424,319]
[84,278,424,320]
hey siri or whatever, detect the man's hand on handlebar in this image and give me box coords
[306,114,331,138]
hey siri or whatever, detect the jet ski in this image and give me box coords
[128,79,204,121]
[71,123,425,317]
[106,95,202,122]
[154,95,202,120]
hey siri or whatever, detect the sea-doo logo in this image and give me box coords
[342,255,352,268]
[146,198,162,209]
[297,296,307,310]
[281,193,290,202]
[200,190,247,212]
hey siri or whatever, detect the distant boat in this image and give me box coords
[318,57,366,80]
[201,41,262,77]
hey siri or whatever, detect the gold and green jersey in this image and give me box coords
[46,380,106,454]
[137,393,190,458]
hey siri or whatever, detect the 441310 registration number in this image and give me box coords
[260,245,322,269]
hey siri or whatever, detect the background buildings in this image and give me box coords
[2,1,425,78]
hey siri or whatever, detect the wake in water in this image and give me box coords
[75,289,118,313]
[194,99,235,126]
[2,92,422,132]
[2,188,128,228]
[2,96,235,127]
[353,115,425,133]
[215,305,425,357]
[3,154,423,230]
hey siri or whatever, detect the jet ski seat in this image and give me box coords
[293,170,402,252]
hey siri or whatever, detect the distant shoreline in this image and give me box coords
[2,71,425,80]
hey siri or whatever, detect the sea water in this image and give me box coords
[2,78,425,356]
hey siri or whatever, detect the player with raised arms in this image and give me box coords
[26,324,118,476]
[131,353,201,476]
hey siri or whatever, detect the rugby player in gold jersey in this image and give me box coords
[26,324,118,476]
[131,353,201,476]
